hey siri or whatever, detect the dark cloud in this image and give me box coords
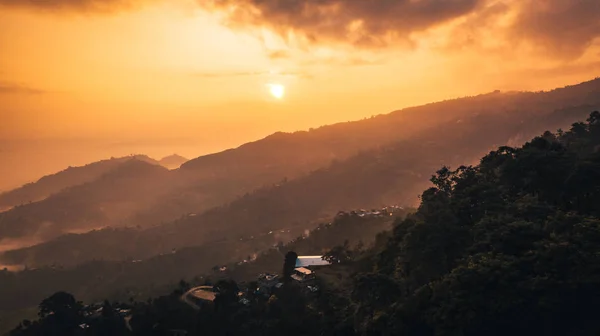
[442,1,511,51]
[201,0,600,59]
[510,0,600,59]
[3,0,598,60]
[202,0,482,47]
[0,83,45,95]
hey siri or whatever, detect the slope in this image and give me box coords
[0,159,170,245]
[125,78,600,229]
[7,112,600,336]
[0,207,410,325]
[2,78,600,261]
[2,102,596,268]
[0,155,159,212]
[159,154,188,169]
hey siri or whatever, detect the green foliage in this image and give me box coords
[359,111,600,335]
[7,110,600,335]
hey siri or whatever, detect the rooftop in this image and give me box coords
[295,267,313,275]
[295,256,332,267]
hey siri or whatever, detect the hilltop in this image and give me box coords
[159,154,188,169]
[1,97,596,268]
[0,155,159,212]
[0,159,170,243]
[7,111,600,336]
[120,78,600,235]
[1,78,600,257]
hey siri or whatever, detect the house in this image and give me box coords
[257,273,280,294]
[291,267,315,282]
[290,256,332,284]
[295,256,331,268]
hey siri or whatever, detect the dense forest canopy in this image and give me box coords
[8,111,600,335]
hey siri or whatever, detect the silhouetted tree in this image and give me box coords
[283,251,298,282]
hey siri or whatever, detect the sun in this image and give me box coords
[268,83,285,99]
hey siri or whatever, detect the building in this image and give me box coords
[295,256,331,268]
[257,273,281,294]
[290,256,332,285]
[291,267,315,282]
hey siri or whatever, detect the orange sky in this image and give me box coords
[0,0,599,190]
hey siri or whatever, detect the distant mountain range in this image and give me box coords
[159,154,188,169]
[1,78,600,267]
[0,154,188,211]
[0,155,154,211]
[1,78,600,332]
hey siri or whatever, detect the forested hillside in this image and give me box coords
[0,155,159,211]
[3,95,594,268]
[0,160,171,242]
[2,79,600,251]
[9,111,600,336]
[0,209,410,334]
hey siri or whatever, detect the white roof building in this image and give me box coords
[295,256,332,268]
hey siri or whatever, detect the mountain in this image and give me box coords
[179,78,600,179]
[1,78,600,260]
[159,154,188,169]
[120,78,600,234]
[0,207,410,327]
[2,102,597,268]
[0,159,170,244]
[0,155,159,212]
[7,111,600,336]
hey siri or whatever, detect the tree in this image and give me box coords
[283,251,298,282]
[323,240,352,264]
[35,292,83,335]
[38,291,81,320]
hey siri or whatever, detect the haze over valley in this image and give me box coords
[2,0,600,334]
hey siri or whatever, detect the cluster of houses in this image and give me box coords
[255,255,331,295]
[337,205,405,218]
[184,254,332,309]
[182,205,407,309]
[78,302,133,331]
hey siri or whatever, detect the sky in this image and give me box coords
[0,0,599,190]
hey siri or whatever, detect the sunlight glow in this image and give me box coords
[268,83,285,99]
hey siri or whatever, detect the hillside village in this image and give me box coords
[2,77,600,335]
[156,206,410,315]
[183,254,332,313]
[6,203,406,335]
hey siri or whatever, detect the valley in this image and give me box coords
[2,79,600,335]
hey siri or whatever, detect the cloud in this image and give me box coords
[3,0,599,60]
[0,83,45,95]
[199,0,600,59]
[517,61,600,80]
[201,0,483,47]
[509,0,600,59]
[194,70,311,79]
[267,50,290,60]
[300,56,384,67]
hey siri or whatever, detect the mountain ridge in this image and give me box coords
[2,101,598,268]
[1,78,600,255]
